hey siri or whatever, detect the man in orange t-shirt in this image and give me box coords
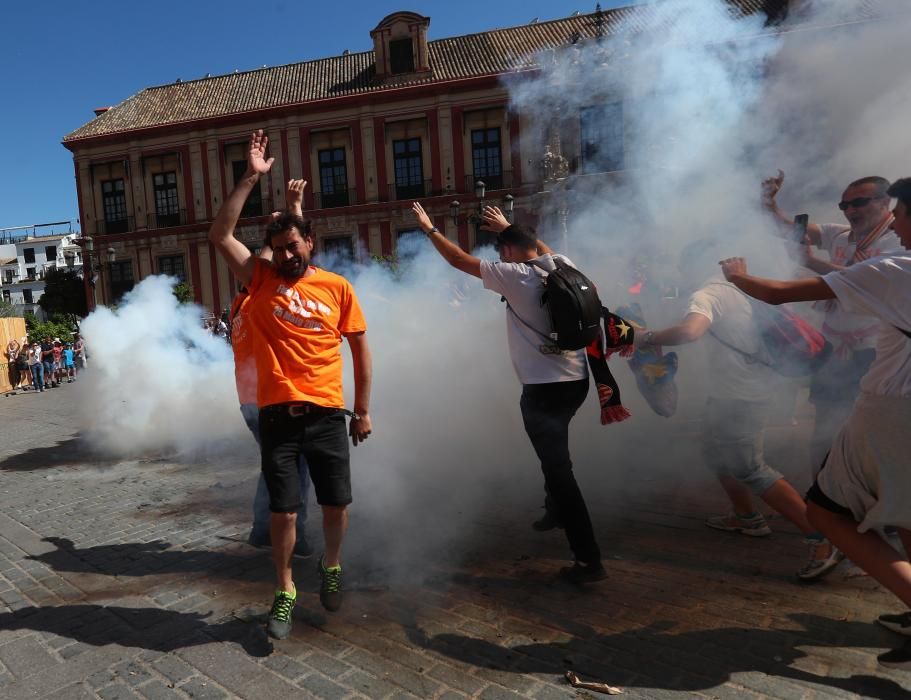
[209,130,373,640]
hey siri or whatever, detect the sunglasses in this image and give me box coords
[838,196,884,211]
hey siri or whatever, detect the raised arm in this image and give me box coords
[345,331,373,446]
[207,130,274,287]
[719,257,835,305]
[286,179,307,218]
[412,202,482,278]
[761,170,823,247]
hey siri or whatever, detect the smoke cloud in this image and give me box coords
[74,0,911,565]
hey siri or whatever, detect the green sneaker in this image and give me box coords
[267,586,296,639]
[318,556,343,612]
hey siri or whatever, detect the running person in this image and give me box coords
[209,130,373,640]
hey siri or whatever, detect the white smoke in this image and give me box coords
[77,275,242,457]
[72,0,911,564]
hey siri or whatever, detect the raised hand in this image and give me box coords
[411,202,434,233]
[719,257,748,280]
[286,179,307,215]
[761,169,784,206]
[247,130,275,177]
[480,205,510,233]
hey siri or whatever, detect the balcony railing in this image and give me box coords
[148,209,187,229]
[464,171,513,193]
[313,189,357,209]
[100,216,134,235]
[388,180,434,202]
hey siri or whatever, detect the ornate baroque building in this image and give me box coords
[63,3,790,313]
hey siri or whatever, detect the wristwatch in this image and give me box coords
[426,226,439,236]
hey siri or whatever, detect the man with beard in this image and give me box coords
[209,130,373,640]
[762,172,902,470]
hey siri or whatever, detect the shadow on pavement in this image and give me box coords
[408,611,908,699]
[26,537,271,580]
[0,604,271,657]
[0,436,105,471]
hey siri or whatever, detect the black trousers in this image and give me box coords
[520,377,601,564]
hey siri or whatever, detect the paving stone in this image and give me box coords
[178,677,227,700]
[137,680,186,700]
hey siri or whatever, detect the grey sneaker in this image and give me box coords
[878,611,911,637]
[318,556,343,612]
[797,539,845,581]
[266,587,296,640]
[705,512,772,537]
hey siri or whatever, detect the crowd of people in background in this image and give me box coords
[5,334,86,394]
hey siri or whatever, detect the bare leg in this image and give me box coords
[718,475,755,515]
[270,512,296,592]
[808,503,911,608]
[761,479,817,535]
[322,505,348,568]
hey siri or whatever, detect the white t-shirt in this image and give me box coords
[824,255,911,397]
[687,277,778,402]
[818,223,904,351]
[480,255,588,385]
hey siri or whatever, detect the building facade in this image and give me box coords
[62,4,790,315]
[0,225,82,319]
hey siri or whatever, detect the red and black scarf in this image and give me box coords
[586,308,635,424]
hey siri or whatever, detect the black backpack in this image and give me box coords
[528,256,603,351]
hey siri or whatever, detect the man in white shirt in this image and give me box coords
[762,172,902,468]
[721,176,911,670]
[411,201,606,585]
[640,240,841,581]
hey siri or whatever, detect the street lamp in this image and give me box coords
[63,250,75,269]
[503,194,514,223]
[106,247,116,265]
[449,200,461,226]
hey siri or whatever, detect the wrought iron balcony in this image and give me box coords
[313,189,357,209]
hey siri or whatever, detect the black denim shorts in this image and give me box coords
[259,404,351,511]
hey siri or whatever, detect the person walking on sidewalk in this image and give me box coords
[209,130,373,640]
[411,200,607,585]
[28,342,44,392]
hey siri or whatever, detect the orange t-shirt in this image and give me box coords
[247,259,367,408]
[230,292,257,405]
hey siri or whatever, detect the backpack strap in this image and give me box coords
[706,328,773,369]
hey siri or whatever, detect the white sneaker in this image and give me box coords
[705,512,772,537]
[797,539,845,581]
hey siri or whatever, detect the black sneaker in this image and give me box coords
[293,536,314,558]
[318,556,343,612]
[878,641,911,670]
[532,511,563,532]
[878,611,911,637]
[560,561,608,585]
[266,587,296,640]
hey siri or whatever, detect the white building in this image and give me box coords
[0,224,83,319]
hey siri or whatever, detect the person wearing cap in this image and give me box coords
[40,337,56,388]
[411,200,607,585]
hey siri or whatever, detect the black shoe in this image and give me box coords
[532,511,563,532]
[878,611,911,637]
[293,536,314,558]
[560,561,608,585]
[318,556,343,612]
[878,641,911,670]
[248,530,271,548]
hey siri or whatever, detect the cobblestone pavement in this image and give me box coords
[0,383,909,699]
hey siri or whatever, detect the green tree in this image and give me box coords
[25,313,76,344]
[172,281,194,304]
[38,268,88,323]
[0,299,15,318]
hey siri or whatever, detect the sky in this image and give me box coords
[0,0,635,231]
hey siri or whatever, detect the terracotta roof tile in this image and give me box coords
[62,1,873,143]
